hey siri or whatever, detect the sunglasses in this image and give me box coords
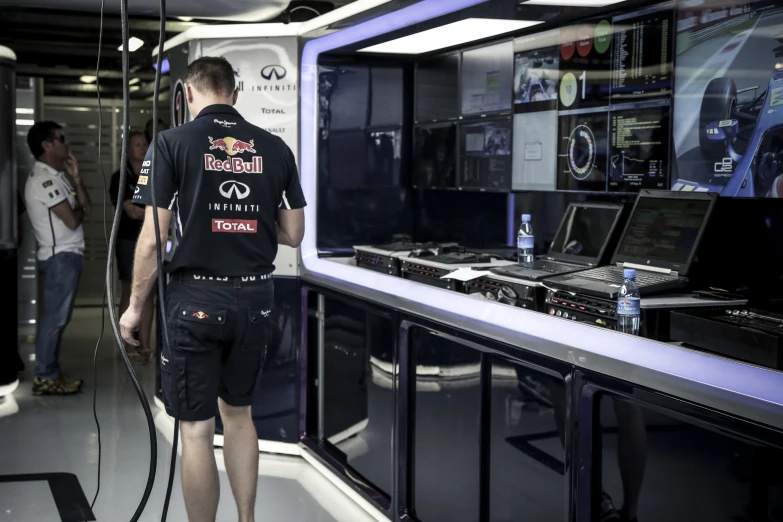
[49,134,66,144]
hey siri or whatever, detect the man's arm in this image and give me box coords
[129,205,172,311]
[122,200,146,220]
[51,200,85,230]
[277,208,305,247]
[65,154,92,215]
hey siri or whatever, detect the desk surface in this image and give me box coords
[304,257,783,431]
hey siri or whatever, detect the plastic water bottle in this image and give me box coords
[517,214,535,264]
[617,269,641,335]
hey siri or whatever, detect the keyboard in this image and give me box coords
[581,266,674,287]
[532,260,578,273]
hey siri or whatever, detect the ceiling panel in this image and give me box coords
[0,0,291,22]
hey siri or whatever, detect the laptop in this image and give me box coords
[491,202,625,282]
[546,190,718,299]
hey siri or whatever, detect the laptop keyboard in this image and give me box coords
[582,266,674,286]
[533,260,577,273]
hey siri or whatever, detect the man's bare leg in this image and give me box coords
[218,399,259,522]
[180,417,220,522]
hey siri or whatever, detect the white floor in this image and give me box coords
[0,308,378,522]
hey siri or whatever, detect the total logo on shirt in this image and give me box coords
[205,136,263,174]
[212,218,258,233]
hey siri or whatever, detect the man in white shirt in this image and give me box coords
[24,121,91,396]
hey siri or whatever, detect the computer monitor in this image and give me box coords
[366,129,401,186]
[612,190,716,274]
[513,29,560,113]
[327,130,368,189]
[416,53,460,123]
[461,41,514,116]
[549,203,624,263]
[414,124,457,188]
[371,67,404,127]
[327,66,370,131]
[608,100,672,192]
[610,2,675,101]
[557,108,610,192]
[512,111,558,191]
[460,118,512,191]
[558,19,613,112]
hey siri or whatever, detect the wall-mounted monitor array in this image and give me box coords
[411,0,783,199]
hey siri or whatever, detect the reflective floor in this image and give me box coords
[0,308,377,522]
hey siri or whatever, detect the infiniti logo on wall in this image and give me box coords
[219,180,251,200]
[261,65,287,81]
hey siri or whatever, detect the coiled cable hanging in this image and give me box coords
[105,0,158,519]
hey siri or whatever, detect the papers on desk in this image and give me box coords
[441,268,491,282]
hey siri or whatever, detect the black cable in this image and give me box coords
[149,1,180,520]
[90,0,107,510]
[105,0,158,519]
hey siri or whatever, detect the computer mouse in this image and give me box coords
[409,249,434,258]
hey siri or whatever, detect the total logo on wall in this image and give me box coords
[195,37,299,161]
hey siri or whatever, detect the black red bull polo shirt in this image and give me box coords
[134,104,306,277]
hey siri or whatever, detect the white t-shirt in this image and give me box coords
[24,161,85,261]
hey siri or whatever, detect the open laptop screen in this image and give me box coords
[550,204,622,261]
[615,196,712,267]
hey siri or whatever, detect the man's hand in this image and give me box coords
[64,153,80,182]
[119,305,143,346]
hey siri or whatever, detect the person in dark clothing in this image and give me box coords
[109,130,154,361]
[145,117,168,146]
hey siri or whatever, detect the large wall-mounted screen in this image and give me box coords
[558,20,613,112]
[325,66,370,131]
[513,30,561,113]
[416,53,460,123]
[671,0,781,198]
[461,41,514,116]
[557,107,610,192]
[513,111,558,191]
[460,118,513,191]
[610,2,675,102]
[609,100,672,192]
[414,124,457,189]
[371,68,404,127]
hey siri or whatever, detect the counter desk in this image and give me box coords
[298,257,783,522]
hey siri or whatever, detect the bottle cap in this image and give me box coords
[521,214,531,222]
[624,269,636,279]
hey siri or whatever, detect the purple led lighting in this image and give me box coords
[152,58,170,74]
[298,0,783,411]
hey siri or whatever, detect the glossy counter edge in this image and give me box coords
[298,0,783,432]
[302,260,783,432]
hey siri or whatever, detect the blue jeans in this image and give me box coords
[34,252,84,380]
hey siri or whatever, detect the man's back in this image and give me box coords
[134,104,305,276]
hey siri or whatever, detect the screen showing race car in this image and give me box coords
[558,19,614,112]
[610,1,675,101]
[460,118,513,191]
[557,108,610,192]
[513,29,561,113]
[609,100,672,192]
[671,0,783,198]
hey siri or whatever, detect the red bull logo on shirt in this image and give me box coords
[208,136,256,156]
[205,154,263,174]
[205,136,263,173]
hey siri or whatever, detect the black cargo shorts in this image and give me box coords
[160,273,275,422]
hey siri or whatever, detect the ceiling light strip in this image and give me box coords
[358,18,543,54]
[523,0,628,6]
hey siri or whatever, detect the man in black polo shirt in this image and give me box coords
[119,56,305,522]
